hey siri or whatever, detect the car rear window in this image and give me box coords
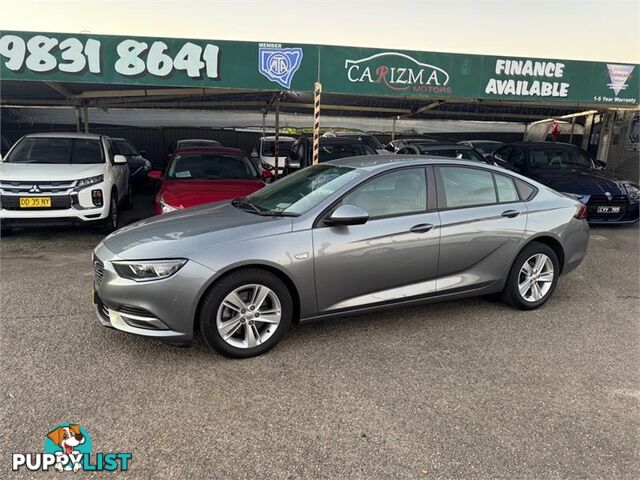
[3,137,104,164]
[318,143,376,162]
[167,154,257,179]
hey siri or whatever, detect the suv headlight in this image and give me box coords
[623,183,640,201]
[76,175,104,188]
[112,259,187,282]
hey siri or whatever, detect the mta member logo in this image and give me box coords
[606,64,635,96]
[258,43,303,89]
[345,52,451,94]
[11,423,132,473]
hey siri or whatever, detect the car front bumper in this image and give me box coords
[92,241,217,346]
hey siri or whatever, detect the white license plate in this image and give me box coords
[596,206,621,213]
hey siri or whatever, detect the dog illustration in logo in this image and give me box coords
[47,424,85,472]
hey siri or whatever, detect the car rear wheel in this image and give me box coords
[503,242,559,310]
[199,269,293,358]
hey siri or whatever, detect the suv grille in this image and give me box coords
[93,260,105,286]
[587,194,628,221]
[0,179,76,194]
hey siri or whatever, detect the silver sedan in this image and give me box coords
[93,156,589,358]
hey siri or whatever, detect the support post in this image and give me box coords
[262,112,266,138]
[392,117,397,141]
[75,107,82,133]
[274,94,280,179]
[82,106,89,133]
[312,82,322,165]
[569,116,576,144]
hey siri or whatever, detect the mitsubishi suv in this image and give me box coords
[0,133,132,234]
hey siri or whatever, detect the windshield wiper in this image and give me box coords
[255,211,299,217]
[231,197,262,213]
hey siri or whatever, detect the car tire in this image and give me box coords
[199,268,293,358]
[123,182,133,210]
[102,194,119,234]
[503,242,560,310]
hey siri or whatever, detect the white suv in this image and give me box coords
[0,133,131,234]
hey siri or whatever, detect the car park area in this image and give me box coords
[1,211,638,478]
[1,25,639,479]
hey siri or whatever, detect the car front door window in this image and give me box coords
[342,168,427,218]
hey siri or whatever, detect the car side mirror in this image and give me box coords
[148,170,163,180]
[113,154,127,164]
[594,159,606,169]
[326,205,369,226]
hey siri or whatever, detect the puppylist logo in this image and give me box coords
[11,423,132,473]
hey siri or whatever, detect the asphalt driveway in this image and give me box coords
[0,200,638,479]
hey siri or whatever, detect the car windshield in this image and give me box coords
[319,143,376,162]
[472,142,502,154]
[261,140,293,156]
[238,164,360,215]
[167,154,257,179]
[340,135,383,150]
[178,140,221,149]
[2,137,104,164]
[528,147,592,170]
[418,147,486,163]
[115,140,138,156]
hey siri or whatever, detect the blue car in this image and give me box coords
[492,142,639,224]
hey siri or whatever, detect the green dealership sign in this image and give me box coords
[1,30,638,106]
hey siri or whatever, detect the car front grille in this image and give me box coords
[587,194,629,221]
[0,179,77,194]
[93,259,105,286]
[0,194,72,210]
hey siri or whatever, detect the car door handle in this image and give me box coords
[409,223,434,233]
[501,210,520,218]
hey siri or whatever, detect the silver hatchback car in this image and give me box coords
[93,156,589,358]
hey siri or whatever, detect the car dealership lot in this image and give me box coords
[0,210,638,478]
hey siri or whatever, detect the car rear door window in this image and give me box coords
[494,173,519,203]
[439,167,497,208]
[343,168,427,218]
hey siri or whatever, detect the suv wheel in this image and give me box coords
[123,182,133,210]
[503,242,559,310]
[102,195,119,234]
[199,269,293,358]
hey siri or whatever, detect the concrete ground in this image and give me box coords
[0,194,638,479]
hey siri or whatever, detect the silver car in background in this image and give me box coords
[93,156,589,358]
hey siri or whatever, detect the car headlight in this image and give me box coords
[112,259,187,282]
[623,183,640,201]
[160,197,179,213]
[76,175,104,188]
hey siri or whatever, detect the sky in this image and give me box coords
[1,0,639,63]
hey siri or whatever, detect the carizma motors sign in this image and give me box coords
[344,52,451,94]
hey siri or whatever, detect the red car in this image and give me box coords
[149,147,271,214]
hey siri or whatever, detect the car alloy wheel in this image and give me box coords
[518,253,554,302]
[216,284,282,349]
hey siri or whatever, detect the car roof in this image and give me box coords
[460,140,503,144]
[506,141,578,148]
[393,138,439,144]
[177,139,221,143]
[24,132,104,140]
[328,154,496,172]
[410,143,475,150]
[174,146,245,155]
[260,136,296,141]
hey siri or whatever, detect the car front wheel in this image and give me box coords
[503,242,559,310]
[199,269,293,358]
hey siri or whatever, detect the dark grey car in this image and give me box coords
[93,156,589,358]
